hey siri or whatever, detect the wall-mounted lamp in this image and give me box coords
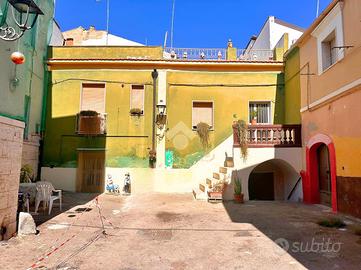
[156,103,166,115]
[0,0,44,41]
[156,103,167,129]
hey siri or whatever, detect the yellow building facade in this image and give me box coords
[43,43,303,201]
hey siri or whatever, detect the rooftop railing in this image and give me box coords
[237,49,274,61]
[164,48,274,61]
[164,48,227,60]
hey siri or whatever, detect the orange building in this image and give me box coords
[293,0,361,218]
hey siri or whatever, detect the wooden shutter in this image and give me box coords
[192,102,213,128]
[130,85,145,111]
[81,83,105,113]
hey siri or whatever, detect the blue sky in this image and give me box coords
[55,0,332,48]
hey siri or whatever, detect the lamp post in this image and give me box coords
[0,0,44,41]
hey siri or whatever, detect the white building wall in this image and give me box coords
[250,19,271,50]
[270,19,303,49]
[191,134,302,201]
[250,16,303,50]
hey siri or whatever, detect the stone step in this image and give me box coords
[206,178,223,188]
[199,183,206,192]
[206,178,213,187]
[213,172,220,180]
[219,167,227,174]
[192,187,207,201]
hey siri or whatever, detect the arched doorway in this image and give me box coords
[302,134,337,212]
[248,159,302,201]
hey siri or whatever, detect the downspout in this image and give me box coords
[39,5,56,178]
[151,69,158,152]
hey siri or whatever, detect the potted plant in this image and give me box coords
[234,176,244,203]
[20,164,34,183]
[130,108,143,116]
[250,110,258,125]
[79,110,99,117]
[196,122,210,149]
[149,150,156,168]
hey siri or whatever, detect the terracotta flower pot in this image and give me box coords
[234,193,244,203]
[251,119,257,125]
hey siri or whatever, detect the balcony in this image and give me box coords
[233,124,302,148]
[76,112,107,135]
[164,48,274,61]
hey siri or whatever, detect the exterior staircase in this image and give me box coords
[192,166,231,201]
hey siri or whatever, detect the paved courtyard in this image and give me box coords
[1,193,361,270]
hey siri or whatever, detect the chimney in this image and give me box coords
[64,38,74,46]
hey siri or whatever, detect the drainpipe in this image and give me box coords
[151,69,158,153]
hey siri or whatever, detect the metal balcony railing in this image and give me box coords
[76,113,107,135]
[164,48,227,60]
[164,48,274,61]
[233,124,302,148]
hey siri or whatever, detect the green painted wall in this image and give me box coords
[0,0,55,137]
[284,47,301,124]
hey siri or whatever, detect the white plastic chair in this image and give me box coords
[34,181,62,215]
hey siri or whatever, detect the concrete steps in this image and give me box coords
[192,166,231,201]
[192,187,207,201]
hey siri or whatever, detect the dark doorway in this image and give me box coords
[317,144,331,206]
[249,172,274,200]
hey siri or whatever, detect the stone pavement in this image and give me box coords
[1,193,361,270]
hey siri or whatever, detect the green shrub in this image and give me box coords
[20,164,34,183]
[317,218,346,228]
[79,110,99,116]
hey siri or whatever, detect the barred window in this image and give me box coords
[249,102,271,124]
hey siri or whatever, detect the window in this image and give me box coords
[81,83,105,113]
[321,31,337,71]
[130,85,145,113]
[311,2,344,74]
[192,101,213,129]
[249,102,271,124]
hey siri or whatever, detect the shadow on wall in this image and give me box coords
[274,73,285,124]
[42,77,107,168]
[42,113,106,167]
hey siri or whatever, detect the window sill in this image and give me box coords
[192,127,214,131]
[320,57,343,75]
